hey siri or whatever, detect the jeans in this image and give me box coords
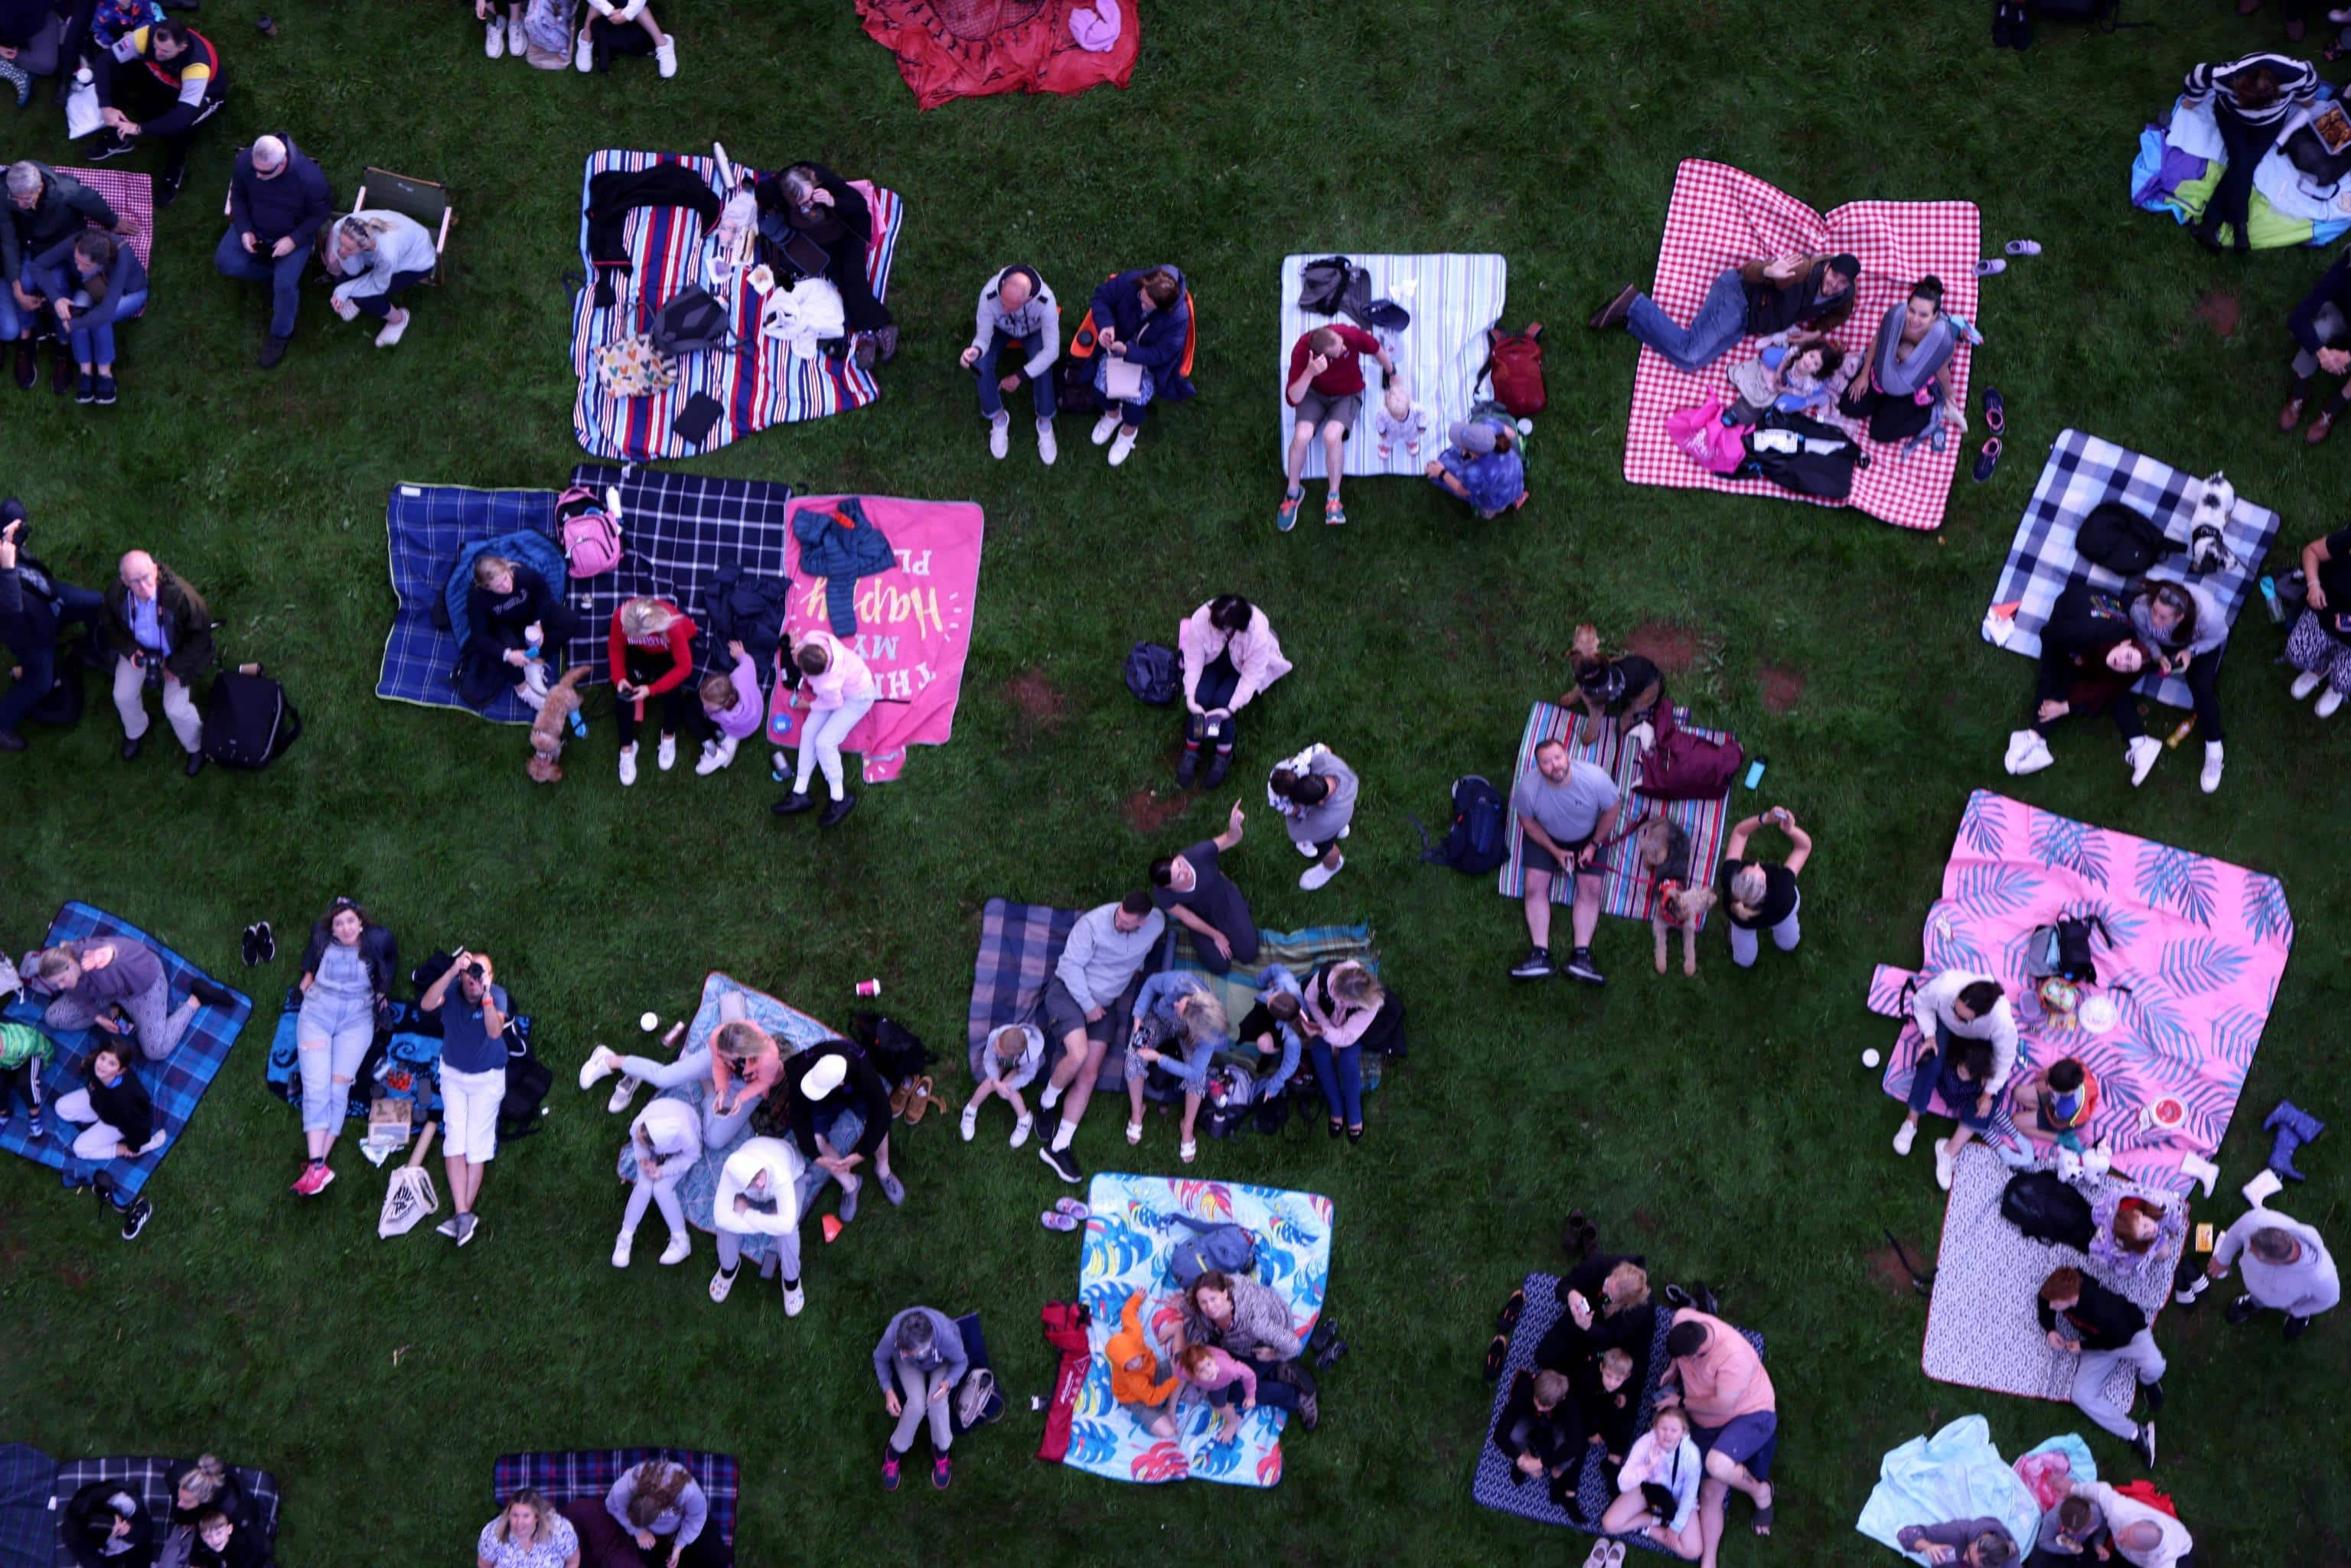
[793,691,876,800]
[347,271,430,320]
[1203,1374,1300,1413]
[0,287,27,341]
[33,264,142,363]
[0,580,102,736]
[295,985,375,1133]
[112,654,203,752]
[2291,302,2346,386]
[889,1361,954,1456]
[2069,1328,2164,1440]
[1727,893,1802,968]
[212,226,311,341]
[1906,1030,2020,1142]
[1185,652,1241,752]
[975,329,1053,422]
[2177,649,2225,743]
[614,1047,761,1145]
[1625,269,1749,374]
[1309,1039,1361,1126]
[811,1103,871,1201]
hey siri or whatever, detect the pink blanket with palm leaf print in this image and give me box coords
[1866,791,2293,1192]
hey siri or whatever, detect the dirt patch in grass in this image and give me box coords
[1004,667,1067,738]
[1867,1240,1929,1301]
[2193,289,2241,339]
[1756,662,1808,713]
[1122,789,1191,837]
[1629,1207,1659,1234]
[1627,621,1700,676]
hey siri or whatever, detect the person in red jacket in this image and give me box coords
[608,595,696,787]
[1278,324,1393,532]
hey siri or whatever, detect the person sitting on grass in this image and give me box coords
[210,135,330,371]
[1151,800,1259,973]
[28,935,224,1059]
[959,262,1059,465]
[1084,265,1189,468]
[1893,970,2020,1191]
[288,895,399,1198]
[476,1488,579,1568]
[1177,1341,1303,1442]
[1278,323,1394,530]
[1718,806,1811,969]
[709,1130,808,1316]
[322,210,436,350]
[2,160,123,395]
[2037,1266,2163,1469]
[1589,250,1859,375]
[102,549,214,776]
[1723,337,1842,425]
[613,1093,700,1270]
[418,948,510,1248]
[604,1457,726,1567]
[875,1306,967,1491]
[459,552,585,712]
[0,1014,52,1138]
[575,0,676,78]
[609,595,697,788]
[1896,1516,2019,1567]
[1599,1403,1704,1559]
[1233,966,1305,1111]
[961,1022,1042,1149]
[1110,1288,1179,1437]
[692,639,761,776]
[2284,520,2351,719]
[1122,969,1230,1164]
[31,228,145,406]
[1298,958,1383,1143]
[1172,1269,1319,1426]
[777,1044,902,1225]
[1507,736,1619,986]
[772,628,875,826]
[1495,1368,1588,1511]
[1838,275,1968,445]
[1035,891,1162,1185]
[2280,249,2351,444]
[1175,593,1291,789]
[1561,624,1663,745]
[53,1040,157,1237]
[1267,742,1357,891]
[1656,1311,1777,1561]
[90,17,224,207]
[1425,416,1525,519]
[0,506,105,754]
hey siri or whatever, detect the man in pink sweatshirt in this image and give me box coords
[1657,1309,1776,1568]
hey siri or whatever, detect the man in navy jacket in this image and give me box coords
[210,133,331,369]
[0,500,103,751]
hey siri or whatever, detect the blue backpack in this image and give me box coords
[1414,774,1508,875]
[1167,1218,1257,1289]
[1124,641,1180,706]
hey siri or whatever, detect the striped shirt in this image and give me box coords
[2183,52,2322,126]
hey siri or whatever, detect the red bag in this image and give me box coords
[1035,1300,1094,1463]
[2113,1480,2180,1518]
[1480,322,1547,417]
[1637,706,1745,800]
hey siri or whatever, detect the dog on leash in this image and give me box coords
[527,666,592,784]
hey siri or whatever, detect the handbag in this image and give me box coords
[594,333,678,398]
[377,1163,439,1238]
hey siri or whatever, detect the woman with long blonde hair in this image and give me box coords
[476,1488,579,1568]
[607,595,698,786]
[1300,958,1384,1143]
[323,209,436,347]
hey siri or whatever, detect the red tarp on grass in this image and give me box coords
[856,0,1139,111]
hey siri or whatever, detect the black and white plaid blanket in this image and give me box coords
[48,1456,280,1566]
[566,465,798,684]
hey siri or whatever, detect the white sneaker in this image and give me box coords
[507,15,527,57]
[783,1281,806,1317]
[2320,687,2345,719]
[1933,1137,1955,1191]
[1107,428,1138,466]
[574,31,593,70]
[611,1229,635,1267]
[988,413,1009,460]
[1009,1113,1033,1149]
[373,308,409,348]
[2199,740,2224,795]
[619,744,639,786]
[1893,1120,1918,1156]
[657,735,677,772]
[2291,670,2324,701]
[696,737,739,776]
[1125,1120,1143,1146]
[659,1230,691,1266]
[654,32,677,77]
[709,1266,737,1303]
[959,1103,979,1143]
[579,1044,622,1090]
[522,660,552,699]
[1090,411,1121,446]
[1299,856,1342,891]
[1038,419,1058,465]
[2126,735,2161,787]
[2009,733,2054,776]
[606,1074,641,1114]
[485,18,506,57]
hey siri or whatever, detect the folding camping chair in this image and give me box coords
[353,167,455,283]
[1066,273,1198,378]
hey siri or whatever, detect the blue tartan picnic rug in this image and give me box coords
[377,481,570,723]
[0,1444,51,1568]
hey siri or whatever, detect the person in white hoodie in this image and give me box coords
[1892,971,2021,1190]
[323,211,436,349]
[613,1094,701,1269]
[1599,1404,1703,1559]
[710,1133,810,1316]
[2195,1207,2339,1339]
[959,264,1061,465]
[2066,1480,2192,1568]
[1034,892,1165,1185]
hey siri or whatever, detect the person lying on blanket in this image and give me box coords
[24,935,227,1060]
[2038,1267,2164,1469]
[582,989,785,1144]
[288,895,399,1198]
[2003,582,2163,787]
[2124,578,2229,794]
[1655,1311,1776,1557]
[1560,623,1664,745]
[1600,1403,1704,1559]
[1121,970,1231,1165]
[1892,970,2020,1191]
[1837,275,1973,445]
[1109,1288,1179,1438]
[1278,324,1394,531]
[1896,1516,2019,1567]
[1718,807,1811,970]
[1506,737,1618,986]
[418,948,509,1248]
[1588,250,1859,376]
[1723,337,1842,426]
[1036,892,1165,1186]
[1425,416,1524,520]
[1151,800,1260,974]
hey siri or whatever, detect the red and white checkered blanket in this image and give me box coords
[1619,159,1981,533]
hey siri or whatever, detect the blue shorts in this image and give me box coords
[1690,1410,1777,1479]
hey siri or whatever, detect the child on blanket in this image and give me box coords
[694,640,763,776]
[961,1023,1042,1149]
[1599,1403,1703,1559]
[1374,362,1426,461]
[0,1018,52,1138]
[54,1041,161,1238]
[1110,1289,1179,1437]
[1723,340,1842,425]
[1642,820,1717,977]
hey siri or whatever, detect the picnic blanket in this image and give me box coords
[966,898,1154,1093]
[1274,253,1508,480]
[570,151,902,460]
[1621,159,1980,532]
[1854,1416,2094,1563]
[377,481,572,722]
[1866,791,2292,1192]
[765,494,985,784]
[1,901,249,1203]
[615,972,837,1267]
[492,1449,738,1547]
[1987,429,2281,711]
[1920,1144,2185,1410]
[56,166,155,271]
[47,1457,279,1568]
[2131,94,2351,251]
[1062,1172,1333,1488]
[0,1445,52,1568]
[856,0,1140,112]
[1472,1270,1769,1545]
[1496,701,1736,931]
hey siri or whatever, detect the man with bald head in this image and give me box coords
[212,132,332,368]
[100,549,214,775]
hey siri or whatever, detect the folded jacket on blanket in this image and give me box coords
[588,165,722,307]
[1740,412,1860,500]
[791,497,895,637]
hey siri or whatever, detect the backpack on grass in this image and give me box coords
[1411,774,1507,875]
[201,667,302,769]
[1124,641,1179,706]
[1479,322,1547,417]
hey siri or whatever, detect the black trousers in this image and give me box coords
[2199,102,2281,252]
[1183,652,1242,751]
[1839,379,1935,442]
[822,233,893,333]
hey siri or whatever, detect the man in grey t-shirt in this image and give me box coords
[1508,738,1619,983]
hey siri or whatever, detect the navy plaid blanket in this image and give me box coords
[0,1444,52,1568]
[1471,1273,1769,1545]
[377,481,572,723]
[565,466,797,671]
[966,898,1162,1091]
[1987,429,2282,711]
[48,1456,279,1566]
[2,902,250,1202]
[494,1449,739,1546]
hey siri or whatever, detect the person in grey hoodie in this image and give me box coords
[1035,891,1164,1185]
[958,263,1060,465]
[210,133,333,368]
[872,1306,967,1491]
[2124,577,2230,794]
[1895,1517,2018,1566]
[2,159,122,392]
[322,210,437,349]
[1267,743,1358,891]
[2199,1207,2337,1338]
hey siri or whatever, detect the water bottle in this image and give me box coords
[2260,575,2284,624]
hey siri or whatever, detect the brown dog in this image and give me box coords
[528,666,592,784]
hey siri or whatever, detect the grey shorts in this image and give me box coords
[1524,836,1605,881]
[1293,388,1361,435]
[1043,976,1113,1050]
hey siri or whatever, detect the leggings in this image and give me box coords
[623,1165,686,1236]
[793,692,876,800]
[43,978,191,1061]
[2199,101,2280,252]
[2176,647,2225,743]
[889,1361,954,1456]
[615,647,693,748]
[1309,1039,1361,1126]
[1727,894,1802,968]
[2284,609,2351,694]
[295,987,377,1133]
[612,1048,764,1146]
[0,1058,44,1119]
[716,1222,802,1289]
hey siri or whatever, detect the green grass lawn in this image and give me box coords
[5,1,2349,1562]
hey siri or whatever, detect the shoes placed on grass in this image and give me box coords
[2006,240,2041,256]
[1091,411,1120,446]
[1482,1333,1508,1380]
[1108,427,1138,466]
[1975,258,2006,277]
[772,790,815,815]
[258,336,289,370]
[709,1265,738,1302]
[1497,1286,1526,1335]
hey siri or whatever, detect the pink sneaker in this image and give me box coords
[880,1453,902,1492]
[291,1162,333,1197]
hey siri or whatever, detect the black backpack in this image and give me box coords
[1124,641,1179,706]
[1412,774,1508,875]
[2025,912,2108,985]
[1056,355,1098,416]
[651,286,735,357]
[2078,501,2179,576]
[201,667,302,768]
[497,1035,554,1141]
[1297,256,1353,315]
[700,562,791,672]
[848,1011,933,1089]
[2000,1171,2095,1250]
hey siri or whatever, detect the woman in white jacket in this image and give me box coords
[323,212,437,348]
[710,1134,809,1317]
[613,1095,701,1268]
[1599,1405,1702,1560]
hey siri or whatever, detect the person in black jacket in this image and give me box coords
[2279,251,2351,443]
[62,1476,155,1568]
[0,503,103,751]
[458,553,584,711]
[1494,1368,1592,1513]
[2004,582,2160,787]
[3,158,125,391]
[210,135,331,369]
[2037,1266,2162,1466]
[101,549,212,774]
[755,163,894,366]
[89,18,226,205]
[771,1045,902,1225]
[1535,1254,1653,1468]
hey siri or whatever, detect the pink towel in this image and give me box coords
[1071,0,1121,51]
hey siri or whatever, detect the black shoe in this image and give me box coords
[2223,1294,2261,1326]
[155,165,184,207]
[120,735,142,762]
[2130,1422,2156,1469]
[1687,1278,1720,1315]
[242,925,260,967]
[1345,1123,1363,1143]
[2141,1379,2164,1414]
[2010,2,2032,46]
[1507,1464,1529,1488]
[1483,1332,1508,1380]
[1508,947,1554,980]
[1296,1390,1319,1430]
[1562,948,1606,986]
[1327,1117,1343,1139]
[1038,1143,1081,1184]
[187,976,234,1009]
[119,1198,152,1240]
[1200,750,1231,789]
[73,370,93,405]
[255,921,275,963]
[874,324,898,364]
[0,728,24,752]
[1991,1,2013,46]
[817,794,857,826]
[258,336,289,370]
[11,338,31,390]
[51,349,73,396]
[1175,748,1198,788]
[93,373,116,406]
[771,791,817,816]
[88,132,134,161]
[2285,1314,2310,1341]
[184,750,205,778]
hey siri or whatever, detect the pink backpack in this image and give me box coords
[1665,399,1745,474]
[556,485,623,578]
